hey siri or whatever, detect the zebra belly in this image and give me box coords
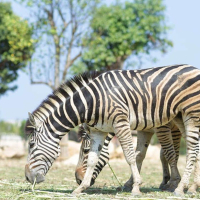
[129,107,177,131]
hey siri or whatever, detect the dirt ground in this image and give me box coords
[0,155,199,199]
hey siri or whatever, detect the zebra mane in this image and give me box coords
[25,71,102,135]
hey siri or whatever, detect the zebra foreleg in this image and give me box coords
[114,123,142,196]
[174,118,199,196]
[72,131,107,195]
[123,131,154,192]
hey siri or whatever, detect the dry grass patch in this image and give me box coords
[0,156,199,199]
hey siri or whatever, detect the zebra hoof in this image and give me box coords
[187,189,196,195]
[123,185,133,192]
[131,191,142,196]
[116,186,123,192]
[161,179,180,192]
[159,183,166,190]
[72,189,81,196]
[187,191,196,196]
[159,183,169,191]
[116,185,132,192]
[187,184,197,195]
[162,184,176,192]
[173,188,184,197]
[166,187,176,192]
[131,187,142,196]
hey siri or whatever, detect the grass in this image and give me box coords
[0,155,199,199]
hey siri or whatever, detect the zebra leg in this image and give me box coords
[174,118,199,196]
[123,131,154,192]
[159,148,171,190]
[72,131,107,195]
[187,149,200,194]
[114,123,142,196]
[155,125,181,192]
[160,125,182,191]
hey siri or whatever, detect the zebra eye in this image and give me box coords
[29,141,35,149]
[83,148,90,154]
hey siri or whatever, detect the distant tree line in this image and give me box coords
[0,120,26,139]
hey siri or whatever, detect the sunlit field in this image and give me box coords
[0,155,199,199]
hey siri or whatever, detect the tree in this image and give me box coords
[74,0,172,72]
[0,2,34,96]
[17,0,100,90]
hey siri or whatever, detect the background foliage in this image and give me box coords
[0,2,34,96]
[70,0,173,74]
[17,0,100,89]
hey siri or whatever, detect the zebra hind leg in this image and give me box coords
[155,125,181,192]
[159,148,171,190]
[72,131,107,195]
[187,140,200,194]
[160,125,182,191]
[174,118,199,196]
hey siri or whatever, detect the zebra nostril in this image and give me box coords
[26,175,29,182]
[77,179,82,185]
[90,178,95,186]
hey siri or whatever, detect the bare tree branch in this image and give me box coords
[29,61,54,90]
[44,5,61,88]
[28,0,100,89]
[61,0,80,82]
[30,81,54,90]
[62,51,82,81]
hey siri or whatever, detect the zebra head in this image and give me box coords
[75,125,114,186]
[25,113,61,184]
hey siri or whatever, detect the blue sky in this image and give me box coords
[1,0,200,121]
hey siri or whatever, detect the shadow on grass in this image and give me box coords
[140,187,161,193]
[20,186,163,195]
[20,188,74,194]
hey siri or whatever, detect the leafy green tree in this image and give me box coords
[74,0,172,72]
[0,2,34,96]
[17,0,100,90]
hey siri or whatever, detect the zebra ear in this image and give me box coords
[28,112,36,126]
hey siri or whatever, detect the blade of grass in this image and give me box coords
[108,162,122,187]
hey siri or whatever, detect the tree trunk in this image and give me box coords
[107,56,126,70]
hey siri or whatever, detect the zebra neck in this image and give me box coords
[35,93,91,136]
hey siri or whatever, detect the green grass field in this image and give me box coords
[0,155,199,199]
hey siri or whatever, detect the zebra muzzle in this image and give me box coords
[25,164,45,184]
[75,169,95,186]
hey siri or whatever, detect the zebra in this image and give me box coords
[76,124,200,194]
[76,123,182,192]
[76,125,115,186]
[25,64,200,196]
